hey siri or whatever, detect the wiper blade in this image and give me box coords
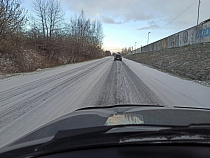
[24,124,210,157]
[44,123,194,141]
[2,125,210,158]
[43,123,210,145]
[37,124,195,148]
[121,125,210,142]
[37,124,171,151]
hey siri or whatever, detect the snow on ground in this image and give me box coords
[0,58,107,91]
[123,58,210,108]
[0,56,210,149]
[0,57,111,148]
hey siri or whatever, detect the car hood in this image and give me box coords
[2,104,210,151]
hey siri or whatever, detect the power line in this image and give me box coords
[139,36,147,43]
[166,0,197,25]
[138,0,198,46]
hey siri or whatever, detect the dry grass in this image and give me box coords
[0,48,58,73]
[126,43,210,81]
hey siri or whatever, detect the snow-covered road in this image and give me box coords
[0,57,210,148]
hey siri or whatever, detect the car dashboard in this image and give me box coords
[40,145,210,158]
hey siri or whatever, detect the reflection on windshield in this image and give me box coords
[105,114,144,126]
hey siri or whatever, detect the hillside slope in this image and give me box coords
[126,43,210,85]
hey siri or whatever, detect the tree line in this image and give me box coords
[0,0,106,72]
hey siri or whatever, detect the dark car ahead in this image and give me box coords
[114,54,122,61]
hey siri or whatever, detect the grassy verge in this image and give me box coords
[125,43,210,85]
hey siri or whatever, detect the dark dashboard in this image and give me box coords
[40,145,210,158]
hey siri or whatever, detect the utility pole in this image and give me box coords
[147,32,151,45]
[197,0,201,25]
[135,42,137,53]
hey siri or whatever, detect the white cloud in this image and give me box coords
[136,21,160,30]
[59,0,210,49]
[61,0,210,27]
[101,16,123,24]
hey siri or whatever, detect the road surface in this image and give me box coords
[0,57,210,148]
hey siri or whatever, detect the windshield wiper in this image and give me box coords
[121,124,210,143]
[6,124,210,158]
[38,124,210,151]
[36,124,171,152]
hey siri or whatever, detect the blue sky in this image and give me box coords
[22,0,210,52]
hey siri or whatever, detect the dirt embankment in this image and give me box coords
[0,48,104,74]
[0,49,58,74]
[126,43,210,85]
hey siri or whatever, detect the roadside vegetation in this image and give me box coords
[126,42,210,85]
[0,0,109,74]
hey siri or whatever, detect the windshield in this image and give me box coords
[0,0,210,149]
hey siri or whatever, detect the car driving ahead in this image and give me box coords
[1,104,210,158]
[114,54,122,61]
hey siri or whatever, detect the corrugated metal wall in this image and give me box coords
[141,19,210,52]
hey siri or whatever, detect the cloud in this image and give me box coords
[136,25,159,30]
[101,16,123,24]
[136,21,160,30]
[61,0,210,28]
[62,0,155,22]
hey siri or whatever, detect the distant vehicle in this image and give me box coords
[1,104,210,158]
[114,54,122,61]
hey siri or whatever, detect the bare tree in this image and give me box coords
[0,0,26,43]
[28,7,104,63]
[95,20,104,47]
[68,11,104,58]
[33,0,63,40]
[48,0,63,38]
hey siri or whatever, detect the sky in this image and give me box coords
[22,0,210,52]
